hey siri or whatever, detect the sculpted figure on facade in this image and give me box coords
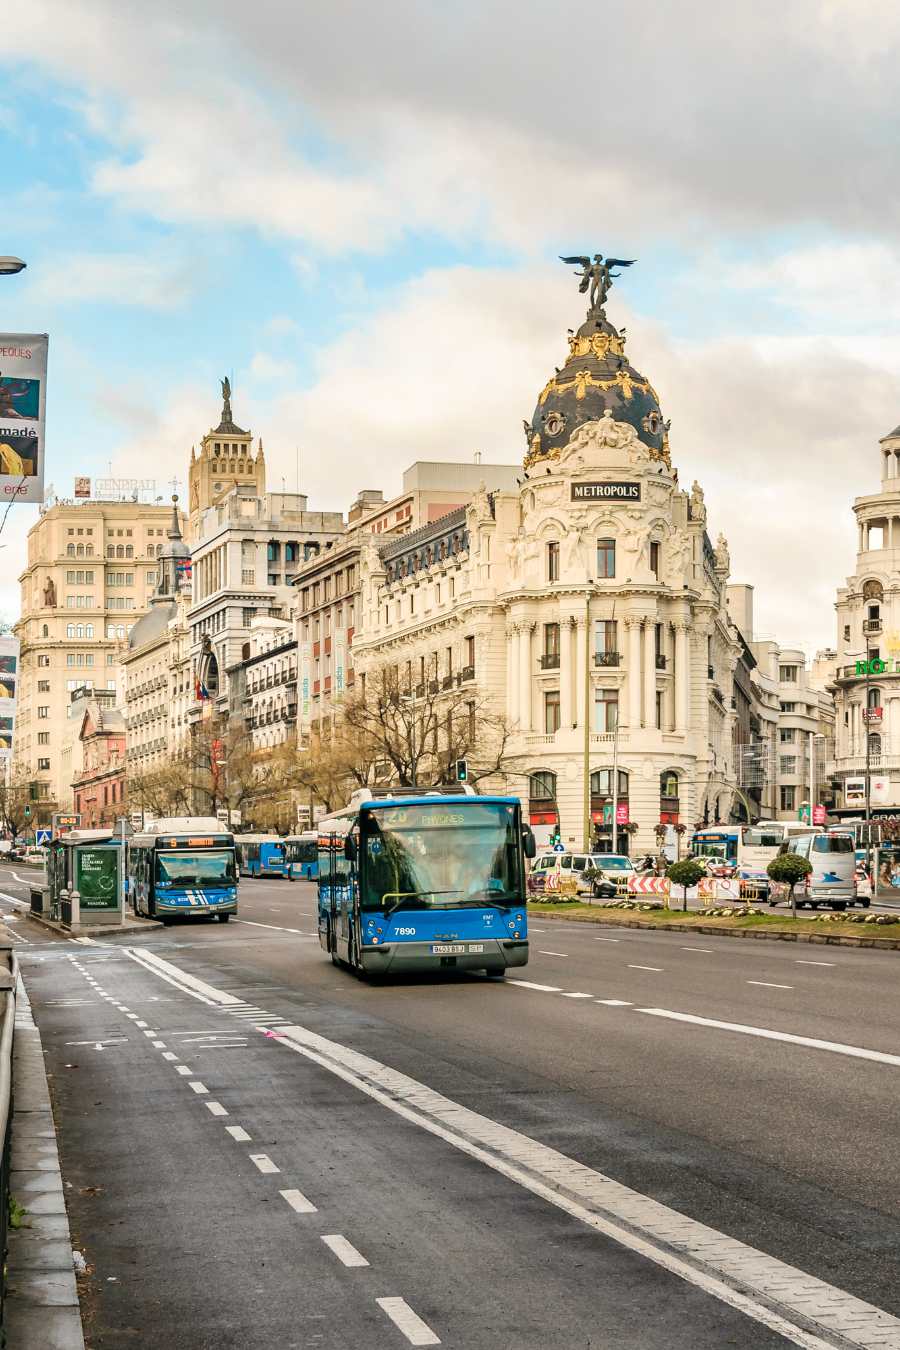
[468,480,492,523]
[689,480,706,523]
[715,531,730,575]
[42,577,56,608]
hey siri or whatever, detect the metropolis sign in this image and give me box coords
[571,482,641,502]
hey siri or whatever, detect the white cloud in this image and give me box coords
[249,352,294,381]
[263,315,300,339]
[729,243,900,326]
[26,249,201,310]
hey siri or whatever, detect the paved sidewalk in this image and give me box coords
[5,974,84,1349]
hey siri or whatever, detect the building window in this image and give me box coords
[37,679,50,692]
[529,771,557,801]
[37,655,50,667]
[869,732,883,756]
[464,635,475,668]
[67,624,75,639]
[779,728,795,743]
[37,758,50,771]
[37,732,49,745]
[867,685,882,709]
[544,690,561,734]
[780,785,796,811]
[649,541,660,578]
[595,620,617,659]
[547,540,560,582]
[37,706,49,719]
[596,539,615,578]
[594,688,618,732]
[591,768,629,798]
[779,665,798,683]
[655,689,663,728]
[780,701,796,712]
[779,756,797,774]
[543,623,560,660]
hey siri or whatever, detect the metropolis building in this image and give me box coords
[353,263,746,853]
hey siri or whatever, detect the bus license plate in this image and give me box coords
[431,943,484,955]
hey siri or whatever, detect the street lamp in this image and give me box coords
[0,257,26,275]
[846,645,876,868]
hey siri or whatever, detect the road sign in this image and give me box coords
[35,829,50,846]
[229,809,242,827]
[52,812,79,835]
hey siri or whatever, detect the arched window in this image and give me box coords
[86,624,93,638]
[241,642,251,661]
[529,771,557,801]
[42,624,49,637]
[863,579,884,601]
[67,624,75,638]
[86,544,94,556]
[76,624,84,638]
[591,768,629,798]
[116,545,124,558]
[67,544,75,556]
[660,770,680,801]
[125,545,133,559]
[867,686,882,709]
[869,732,883,756]
[76,543,84,557]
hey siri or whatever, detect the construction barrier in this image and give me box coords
[628,876,671,900]
[739,879,768,901]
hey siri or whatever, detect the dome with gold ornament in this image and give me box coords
[524,255,670,468]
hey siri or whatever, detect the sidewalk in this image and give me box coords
[5,974,84,1349]
[27,911,161,939]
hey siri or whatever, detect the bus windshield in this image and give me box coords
[156,850,236,886]
[361,802,522,912]
[742,827,784,848]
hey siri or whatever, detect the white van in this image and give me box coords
[772,830,856,911]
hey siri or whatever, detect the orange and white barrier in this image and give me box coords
[628,876,671,898]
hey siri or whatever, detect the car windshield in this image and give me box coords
[599,856,632,871]
[361,801,523,911]
[156,850,236,886]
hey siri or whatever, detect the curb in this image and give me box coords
[25,911,162,939]
[531,911,900,950]
[5,973,85,1349]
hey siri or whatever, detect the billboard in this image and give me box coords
[74,476,91,498]
[0,334,48,504]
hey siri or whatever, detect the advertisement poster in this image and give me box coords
[76,847,120,910]
[0,635,19,770]
[0,333,48,505]
[74,476,91,498]
[334,627,346,701]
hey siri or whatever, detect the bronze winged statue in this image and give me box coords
[559,254,636,311]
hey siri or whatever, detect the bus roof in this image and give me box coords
[359,794,520,812]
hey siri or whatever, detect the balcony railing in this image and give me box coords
[863,618,883,635]
[428,680,439,694]
[442,674,454,689]
[594,651,620,667]
[539,653,560,670]
[460,665,475,682]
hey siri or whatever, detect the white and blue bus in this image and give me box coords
[234,834,286,878]
[284,831,319,881]
[317,788,535,977]
[128,817,238,923]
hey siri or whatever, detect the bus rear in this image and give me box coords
[319,795,531,976]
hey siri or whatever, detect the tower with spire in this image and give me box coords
[188,379,266,541]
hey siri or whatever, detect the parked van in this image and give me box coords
[771,830,857,911]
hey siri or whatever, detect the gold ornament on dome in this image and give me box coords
[566,331,625,361]
[538,367,655,405]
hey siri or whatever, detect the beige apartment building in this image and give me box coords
[13,498,182,817]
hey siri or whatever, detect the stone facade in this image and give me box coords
[353,287,747,855]
[226,617,297,752]
[72,700,126,829]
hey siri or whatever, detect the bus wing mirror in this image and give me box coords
[344,835,357,863]
[523,828,537,860]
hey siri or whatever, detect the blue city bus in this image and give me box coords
[317,790,535,977]
[128,817,238,923]
[234,834,286,878]
[285,831,319,881]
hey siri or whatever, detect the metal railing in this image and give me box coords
[594,651,620,667]
[539,653,560,669]
[0,948,16,1331]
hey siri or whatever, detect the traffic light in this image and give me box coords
[455,758,468,783]
[23,805,31,820]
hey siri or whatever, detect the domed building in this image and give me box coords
[354,258,748,852]
[121,496,194,786]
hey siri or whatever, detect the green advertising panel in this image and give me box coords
[76,847,119,910]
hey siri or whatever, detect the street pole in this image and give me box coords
[809,732,815,828]
[583,592,592,853]
[119,815,127,928]
[864,642,872,872]
[611,705,619,856]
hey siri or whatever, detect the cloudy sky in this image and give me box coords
[3,0,900,651]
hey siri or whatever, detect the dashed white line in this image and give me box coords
[681,947,713,953]
[206,1102,228,1117]
[249,1154,279,1174]
[152,1040,166,1049]
[593,937,621,943]
[279,1188,316,1214]
[560,992,594,999]
[538,950,569,957]
[135,1020,148,1028]
[508,980,563,993]
[595,999,633,1006]
[142,1030,157,1038]
[321,1234,369,1268]
[796,960,835,967]
[636,1007,900,1069]
[225,1125,251,1142]
[747,980,793,989]
[188,1081,208,1094]
[628,965,663,973]
[376,1297,441,1347]
[174,1065,192,1076]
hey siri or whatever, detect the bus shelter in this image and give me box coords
[36,830,125,928]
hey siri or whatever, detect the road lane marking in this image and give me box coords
[636,1007,900,1069]
[321,1234,369,1268]
[628,965,662,972]
[272,1022,891,1350]
[538,950,569,957]
[280,1188,316,1214]
[595,999,632,1006]
[152,1040,166,1049]
[376,1298,440,1347]
[188,1081,208,1094]
[142,1030,157,1037]
[747,981,793,989]
[507,980,562,993]
[161,1052,177,1061]
[681,947,713,953]
[560,992,594,999]
[125,947,244,1006]
[796,960,835,967]
[226,1126,251,1142]
[175,1065,192,1076]
[593,937,620,942]
[249,1154,279,1174]
[206,1102,228,1117]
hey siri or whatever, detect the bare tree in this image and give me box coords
[0,768,36,840]
[339,664,520,789]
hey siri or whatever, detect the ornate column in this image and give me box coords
[506,623,518,728]
[643,618,656,730]
[519,622,533,732]
[627,616,641,728]
[674,621,690,733]
[560,617,573,730]
[574,616,587,729]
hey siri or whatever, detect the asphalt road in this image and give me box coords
[4,864,900,1350]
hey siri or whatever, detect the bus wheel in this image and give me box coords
[218,913,231,923]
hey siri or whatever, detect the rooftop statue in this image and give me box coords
[559,254,636,312]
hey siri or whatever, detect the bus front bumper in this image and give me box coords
[360,938,528,974]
